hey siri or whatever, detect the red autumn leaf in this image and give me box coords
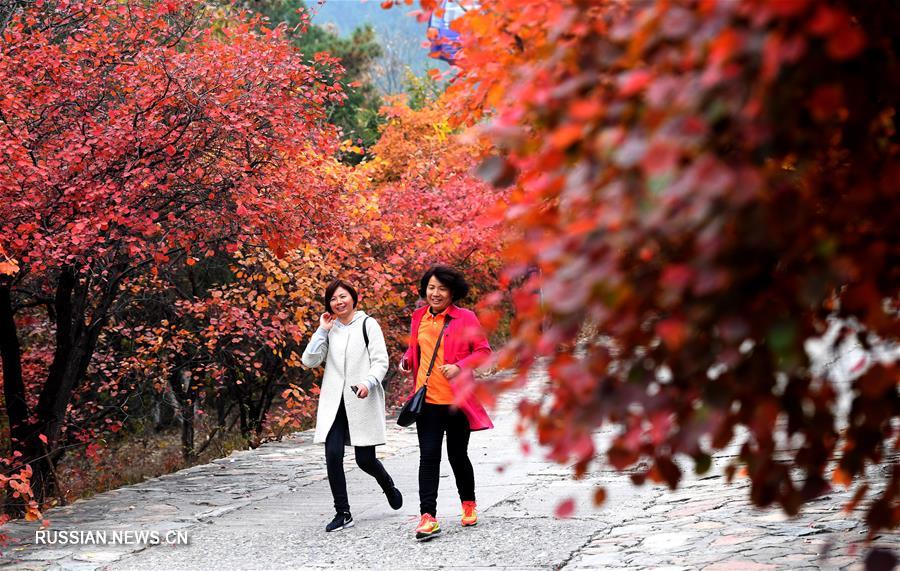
[618,69,651,96]
[769,0,812,17]
[827,24,865,61]
[661,264,694,291]
[656,318,687,351]
[641,142,680,176]
[856,364,896,399]
[607,445,639,470]
[554,498,576,518]
[808,84,845,121]
[709,28,742,66]
[808,5,843,35]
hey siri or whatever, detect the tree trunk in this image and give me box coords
[181,405,195,463]
[13,265,123,506]
[0,282,27,446]
[154,381,179,432]
[14,429,57,511]
[216,390,226,428]
[252,370,280,437]
[167,366,196,462]
[231,379,249,440]
[247,393,261,437]
[0,283,56,514]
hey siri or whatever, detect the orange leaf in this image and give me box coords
[550,124,583,149]
[709,28,742,67]
[0,260,19,276]
[832,467,853,488]
[569,99,603,121]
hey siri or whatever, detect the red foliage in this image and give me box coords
[436,0,899,536]
[1,2,343,273]
[0,0,346,503]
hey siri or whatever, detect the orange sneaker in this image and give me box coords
[415,513,441,541]
[461,501,478,526]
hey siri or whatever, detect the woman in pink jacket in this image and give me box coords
[399,265,493,541]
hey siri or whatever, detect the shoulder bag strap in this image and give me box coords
[423,316,452,387]
[362,316,370,352]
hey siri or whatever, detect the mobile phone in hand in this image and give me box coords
[351,385,359,395]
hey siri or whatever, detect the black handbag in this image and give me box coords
[397,384,426,427]
[397,317,451,427]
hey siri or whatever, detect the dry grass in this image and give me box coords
[51,421,255,508]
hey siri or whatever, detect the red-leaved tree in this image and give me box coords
[0,0,345,506]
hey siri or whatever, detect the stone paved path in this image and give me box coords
[0,368,896,570]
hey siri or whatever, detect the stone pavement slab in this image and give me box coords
[0,369,896,570]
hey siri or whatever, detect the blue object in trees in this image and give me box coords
[427,0,473,64]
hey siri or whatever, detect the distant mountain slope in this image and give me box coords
[309,0,446,92]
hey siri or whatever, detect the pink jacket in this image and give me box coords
[403,304,494,430]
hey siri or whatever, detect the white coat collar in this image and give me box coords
[334,310,367,328]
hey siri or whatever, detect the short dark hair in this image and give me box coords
[418,265,470,302]
[324,279,358,313]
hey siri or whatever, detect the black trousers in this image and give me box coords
[325,398,394,514]
[417,403,475,517]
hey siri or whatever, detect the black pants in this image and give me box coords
[417,403,475,517]
[325,399,394,514]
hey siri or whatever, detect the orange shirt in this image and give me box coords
[415,308,454,405]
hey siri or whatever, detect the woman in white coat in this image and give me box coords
[301,279,402,532]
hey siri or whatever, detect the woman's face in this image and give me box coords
[329,287,355,319]
[425,276,452,313]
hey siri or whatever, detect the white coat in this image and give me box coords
[301,311,389,446]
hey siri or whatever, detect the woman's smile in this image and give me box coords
[330,287,355,321]
[425,276,451,312]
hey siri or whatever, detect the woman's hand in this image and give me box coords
[352,384,369,399]
[319,312,335,331]
[398,357,411,374]
[439,364,461,379]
